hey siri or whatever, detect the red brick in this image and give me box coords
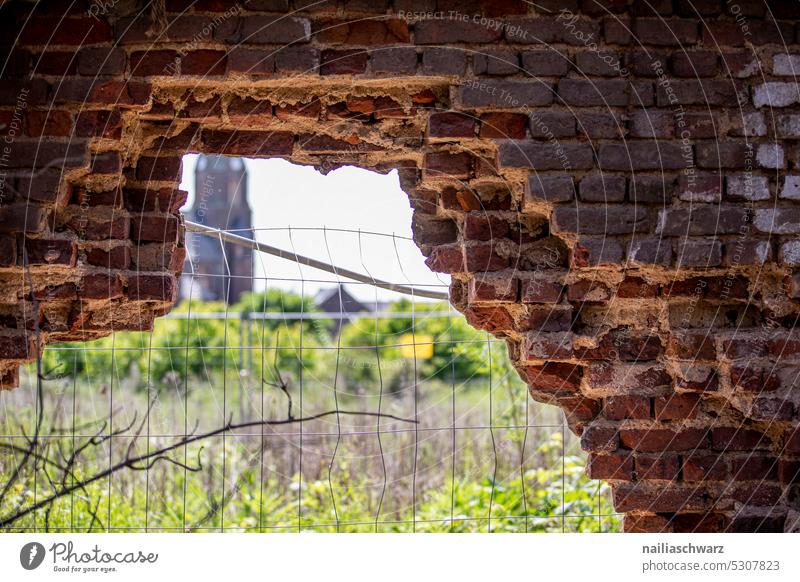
[654,393,700,420]
[464,244,507,271]
[136,156,183,181]
[636,454,680,480]
[425,246,464,273]
[424,152,472,178]
[181,50,227,76]
[468,275,518,302]
[75,110,122,139]
[130,50,178,77]
[721,337,767,359]
[131,216,179,243]
[683,453,728,481]
[86,246,130,270]
[518,362,583,395]
[604,395,651,420]
[25,110,72,137]
[786,427,800,454]
[779,459,800,485]
[464,305,515,334]
[320,49,368,75]
[712,427,771,451]
[623,514,671,533]
[479,113,527,139]
[79,274,124,300]
[19,17,111,45]
[730,455,778,481]
[520,278,562,303]
[525,306,572,333]
[428,112,476,138]
[128,275,178,302]
[24,239,77,266]
[0,334,37,360]
[616,277,658,298]
[374,97,412,119]
[580,425,619,453]
[201,130,294,156]
[464,215,509,241]
[587,453,633,480]
[619,428,707,452]
[0,238,16,267]
[614,484,708,513]
[566,280,612,302]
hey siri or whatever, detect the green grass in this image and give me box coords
[0,329,620,533]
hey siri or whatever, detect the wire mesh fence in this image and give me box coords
[0,226,619,533]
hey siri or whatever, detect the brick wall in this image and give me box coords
[1,0,799,532]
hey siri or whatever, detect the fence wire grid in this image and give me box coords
[0,225,620,533]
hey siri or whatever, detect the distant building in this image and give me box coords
[180,155,253,304]
[315,285,390,335]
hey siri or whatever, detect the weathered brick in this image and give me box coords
[587,453,633,480]
[370,47,417,74]
[128,275,178,302]
[320,49,368,74]
[529,112,576,138]
[620,428,707,452]
[480,113,527,139]
[201,130,294,157]
[469,275,518,302]
[498,142,593,170]
[604,395,651,420]
[636,455,680,480]
[657,206,750,236]
[572,238,624,267]
[654,393,700,420]
[578,175,626,202]
[459,80,554,108]
[627,238,672,266]
[424,152,472,178]
[79,274,123,300]
[473,50,520,76]
[553,206,649,235]
[428,112,476,138]
[421,48,467,75]
[518,362,583,394]
[598,142,688,170]
[712,427,770,451]
[521,50,569,75]
[24,239,77,266]
[525,175,574,204]
[675,239,722,267]
[520,277,562,303]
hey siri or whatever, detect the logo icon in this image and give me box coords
[20,542,46,570]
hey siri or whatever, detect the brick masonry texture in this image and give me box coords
[1,0,800,533]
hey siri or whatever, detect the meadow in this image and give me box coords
[0,293,620,533]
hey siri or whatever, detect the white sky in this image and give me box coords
[179,155,450,304]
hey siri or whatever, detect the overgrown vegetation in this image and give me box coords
[1,291,620,533]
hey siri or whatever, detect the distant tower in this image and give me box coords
[180,155,253,304]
